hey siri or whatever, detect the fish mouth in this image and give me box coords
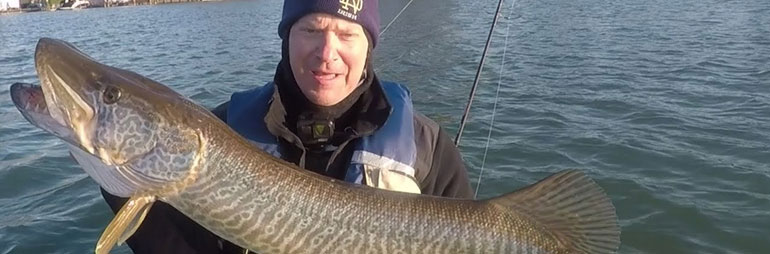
[10,82,79,145]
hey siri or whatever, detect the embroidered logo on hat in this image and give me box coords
[338,0,362,20]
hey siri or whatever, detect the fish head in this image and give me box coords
[11,38,204,197]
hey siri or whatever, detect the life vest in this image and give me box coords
[226,81,421,194]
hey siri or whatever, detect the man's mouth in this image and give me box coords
[312,71,342,81]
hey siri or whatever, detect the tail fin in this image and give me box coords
[488,170,620,254]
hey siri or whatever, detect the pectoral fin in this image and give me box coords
[95,194,156,254]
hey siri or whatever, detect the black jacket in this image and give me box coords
[100,79,473,253]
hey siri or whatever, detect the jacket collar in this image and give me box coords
[263,61,391,150]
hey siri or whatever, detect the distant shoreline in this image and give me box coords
[0,0,226,14]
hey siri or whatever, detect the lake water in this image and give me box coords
[1,0,769,253]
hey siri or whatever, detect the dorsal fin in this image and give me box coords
[489,170,620,254]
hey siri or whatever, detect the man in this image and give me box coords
[101,0,472,252]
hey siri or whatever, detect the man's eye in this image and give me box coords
[303,28,320,33]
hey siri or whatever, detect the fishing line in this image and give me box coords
[473,0,518,198]
[379,0,414,37]
[374,0,412,72]
[454,0,507,147]
[377,0,518,197]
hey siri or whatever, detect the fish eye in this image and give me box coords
[103,86,121,104]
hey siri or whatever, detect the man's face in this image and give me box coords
[289,13,369,106]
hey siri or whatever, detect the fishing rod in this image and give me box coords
[381,0,516,197]
[454,0,518,197]
[454,0,507,147]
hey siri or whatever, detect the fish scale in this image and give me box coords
[162,136,562,253]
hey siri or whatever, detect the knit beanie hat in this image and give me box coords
[278,0,380,47]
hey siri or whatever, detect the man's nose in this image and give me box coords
[316,33,340,62]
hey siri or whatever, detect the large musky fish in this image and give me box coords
[10,38,620,254]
